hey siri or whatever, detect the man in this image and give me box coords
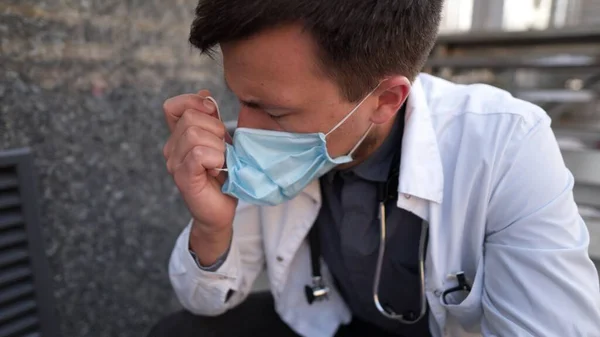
[149,0,600,336]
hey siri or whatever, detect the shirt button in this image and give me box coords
[434,290,443,297]
[276,256,284,262]
[404,194,411,199]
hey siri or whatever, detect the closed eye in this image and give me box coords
[240,100,261,110]
[240,100,286,119]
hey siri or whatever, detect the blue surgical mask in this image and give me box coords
[208,88,376,206]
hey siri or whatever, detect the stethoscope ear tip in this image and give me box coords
[305,278,330,305]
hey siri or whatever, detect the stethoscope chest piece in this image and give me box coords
[305,276,330,304]
[442,271,472,305]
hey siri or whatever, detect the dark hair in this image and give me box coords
[189,0,443,102]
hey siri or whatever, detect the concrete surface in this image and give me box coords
[1,2,238,337]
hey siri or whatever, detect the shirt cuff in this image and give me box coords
[188,231,233,272]
[189,246,230,272]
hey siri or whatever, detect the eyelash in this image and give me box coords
[240,101,283,119]
[241,101,259,110]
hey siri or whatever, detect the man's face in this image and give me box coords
[221,24,382,159]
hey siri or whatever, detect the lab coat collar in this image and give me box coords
[302,75,445,209]
[398,76,444,205]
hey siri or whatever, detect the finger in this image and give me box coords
[174,146,225,178]
[172,151,207,193]
[164,109,226,158]
[213,169,228,185]
[163,92,216,132]
[166,127,225,172]
[197,89,211,97]
[224,127,234,144]
[211,145,230,184]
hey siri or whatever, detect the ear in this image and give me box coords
[370,76,411,125]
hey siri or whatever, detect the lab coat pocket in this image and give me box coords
[439,263,484,334]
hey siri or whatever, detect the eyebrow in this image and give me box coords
[223,76,293,111]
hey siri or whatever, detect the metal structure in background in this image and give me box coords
[439,0,600,34]
[425,27,600,269]
[0,148,61,337]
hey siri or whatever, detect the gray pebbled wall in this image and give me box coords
[0,1,239,336]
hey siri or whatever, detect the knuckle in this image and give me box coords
[215,122,226,138]
[185,155,201,173]
[180,109,200,127]
[182,125,199,142]
[191,146,205,159]
[163,96,181,115]
[180,109,192,124]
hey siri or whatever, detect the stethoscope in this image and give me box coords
[305,164,472,324]
[304,102,471,324]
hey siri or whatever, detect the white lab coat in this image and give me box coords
[168,73,600,337]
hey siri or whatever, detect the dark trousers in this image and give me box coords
[147,292,402,337]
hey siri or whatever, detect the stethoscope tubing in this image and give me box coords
[373,201,429,324]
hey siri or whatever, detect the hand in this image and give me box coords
[163,90,237,240]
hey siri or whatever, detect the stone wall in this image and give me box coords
[0,1,238,336]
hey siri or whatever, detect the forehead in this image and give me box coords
[220,25,334,101]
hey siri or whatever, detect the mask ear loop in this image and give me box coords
[324,83,382,158]
[347,123,374,157]
[324,89,375,138]
[204,96,229,172]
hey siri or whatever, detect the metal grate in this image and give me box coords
[427,29,600,270]
[0,148,60,337]
[563,0,600,27]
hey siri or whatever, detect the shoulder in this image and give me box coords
[417,73,551,152]
[418,73,549,131]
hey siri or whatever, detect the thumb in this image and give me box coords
[197,89,211,98]
[203,95,234,144]
[215,170,228,185]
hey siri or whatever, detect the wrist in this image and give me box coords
[191,218,232,241]
[189,219,233,266]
